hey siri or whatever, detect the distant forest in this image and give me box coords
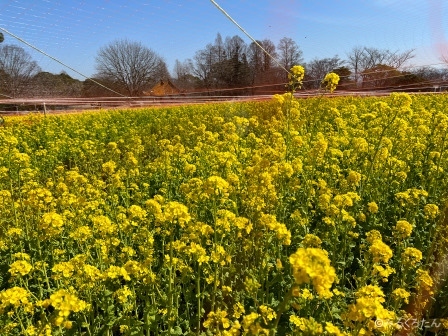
[1,33,448,98]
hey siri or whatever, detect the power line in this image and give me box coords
[209,0,290,75]
[0,27,129,99]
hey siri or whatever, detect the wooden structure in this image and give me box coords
[145,79,180,96]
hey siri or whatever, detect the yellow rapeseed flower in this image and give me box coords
[259,305,276,324]
[290,316,323,335]
[394,220,413,239]
[423,204,439,219]
[102,160,116,175]
[372,264,395,282]
[52,262,75,280]
[346,170,362,186]
[39,212,64,238]
[325,322,347,336]
[301,234,322,248]
[128,204,147,220]
[289,247,336,299]
[416,269,433,292]
[366,230,382,244]
[9,260,33,277]
[322,72,340,93]
[163,201,191,226]
[42,289,89,326]
[242,312,267,334]
[114,286,133,304]
[203,176,229,197]
[69,226,92,242]
[367,202,379,214]
[345,285,397,333]
[259,213,291,245]
[392,288,411,304]
[402,247,422,267]
[0,287,32,313]
[288,65,305,90]
[203,309,231,330]
[368,239,393,264]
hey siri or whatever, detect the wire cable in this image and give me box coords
[209,0,290,75]
[0,27,129,98]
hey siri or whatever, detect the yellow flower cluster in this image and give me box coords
[367,201,379,214]
[416,269,433,292]
[345,285,397,333]
[259,213,291,245]
[40,289,89,328]
[369,239,393,264]
[372,264,395,282]
[0,92,446,334]
[290,316,323,335]
[322,72,340,93]
[301,234,322,248]
[0,287,33,314]
[423,203,439,219]
[392,288,411,304]
[289,248,336,298]
[393,219,413,239]
[402,247,423,267]
[39,212,64,238]
[203,309,231,330]
[162,201,191,226]
[288,65,305,89]
[9,260,33,277]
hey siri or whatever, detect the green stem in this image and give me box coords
[360,110,399,198]
[83,315,93,336]
[197,263,202,334]
[167,233,174,332]
[210,198,218,313]
[272,285,294,334]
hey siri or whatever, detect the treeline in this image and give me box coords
[174,35,448,94]
[171,35,303,95]
[1,34,448,98]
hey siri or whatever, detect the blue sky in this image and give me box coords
[0,0,447,80]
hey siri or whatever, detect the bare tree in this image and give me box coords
[347,47,364,85]
[247,39,279,89]
[305,56,345,89]
[224,35,247,61]
[0,44,41,98]
[214,33,226,63]
[260,39,277,72]
[413,66,448,81]
[173,59,196,91]
[347,46,414,87]
[95,39,166,96]
[154,58,170,81]
[441,53,448,64]
[192,43,215,91]
[277,37,303,72]
[173,59,192,80]
[388,49,415,69]
[361,64,401,89]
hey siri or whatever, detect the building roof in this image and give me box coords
[144,79,180,96]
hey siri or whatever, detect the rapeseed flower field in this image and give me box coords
[1,87,448,334]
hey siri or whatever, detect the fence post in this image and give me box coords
[43,102,47,116]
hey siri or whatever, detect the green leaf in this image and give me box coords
[171,326,183,335]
